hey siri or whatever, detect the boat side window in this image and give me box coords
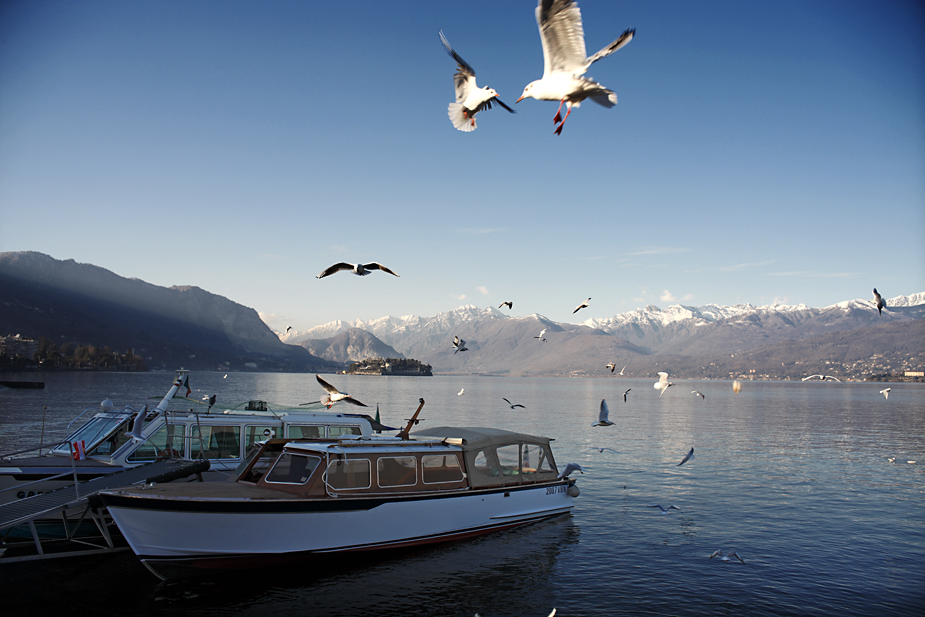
[521,443,555,477]
[328,425,362,437]
[52,416,126,455]
[496,444,521,476]
[377,456,417,487]
[326,458,371,490]
[288,425,323,439]
[265,454,321,485]
[127,424,185,462]
[422,454,464,484]
[245,425,278,452]
[88,422,132,456]
[473,450,500,477]
[191,425,241,460]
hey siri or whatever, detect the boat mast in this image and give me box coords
[397,398,425,440]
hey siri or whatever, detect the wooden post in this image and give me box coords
[397,398,425,440]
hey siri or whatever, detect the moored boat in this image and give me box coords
[100,400,579,579]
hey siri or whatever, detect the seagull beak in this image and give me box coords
[515,95,525,103]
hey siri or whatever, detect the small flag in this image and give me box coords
[182,375,191,397]
[72,440,86,460]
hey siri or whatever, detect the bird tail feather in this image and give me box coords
[590,91,617,108]
[448,103,476,132]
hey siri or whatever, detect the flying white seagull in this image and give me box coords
[312,375,367,408]
[558,462,585,478]
[692,390,705,399]
[517,0,635,135]
[677,447,694,467]
[439,30,515,132]
[503,398,525,409]
[573,297,591,314]
[535,328,547,343]
[622,388,631,402]
[499,301,513,309]
[710,549,745,564]
[648,504,680,515]
[592,398,614,426]
[452,336,468,354]
[458,388,464,396]
[654,371,674,396]
[606,362,616,373]
[316,262,399,279]
[620,365,626,375]
[873,288,886,315]
[880,388,891,400]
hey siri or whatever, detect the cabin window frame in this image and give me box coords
[421,453,465,484]
[264,453,322,485]
[325,457,372,491]
[376,455,418,488]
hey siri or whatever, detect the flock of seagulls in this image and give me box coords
[440,0,635,134]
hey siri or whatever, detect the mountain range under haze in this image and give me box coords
[1,251,922,380]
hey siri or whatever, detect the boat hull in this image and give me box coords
[103,482,573,578]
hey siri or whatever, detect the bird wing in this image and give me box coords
[658,372,669,385]
[599,398,610,422]
[709,549,723,559]
[362,263,399,276]
[536,0,588,76]
[503,397,512,406]
[453,335,460,346]
[586,27,635,66]
[316,375,340,395]
[316,263,354,279]
[439,31,478,102]
[341,396,368,407]
[677,448,694,466]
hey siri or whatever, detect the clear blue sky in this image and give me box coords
[2,0,923,333]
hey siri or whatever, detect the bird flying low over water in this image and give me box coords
[499,301,513,310]
[880,388,891,400]
[654,372,674,396]
[593,399,614,426]
[622,388,631,402]
[503,398,525,409]
[558,462,585,478]
[439,30,515,132]
[535,328,547,343]
[873,288,886,315]
[452,336,468,354]
[692,390,705,399]
[802,374,841,382]
[458,388,464,396]
[316,262,399,279]
[586,446,618,454]
[620,365,626,375]
[606,362,616,373]
[312,375,367,408]
[517,0,635,135]
[710,549,745,563]
[648,504,680,515]
[677,447,694,466]
[573,297,591,313]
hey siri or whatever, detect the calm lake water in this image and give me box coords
[1,372,923,616]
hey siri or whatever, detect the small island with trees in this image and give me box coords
[347,357,432,376]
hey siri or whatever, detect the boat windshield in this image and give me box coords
[51,415,129,457]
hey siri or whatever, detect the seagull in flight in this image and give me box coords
[606,362,616,373]
[619,365,626,375]
[558,462,585,478]
[692,390,705,399]
[709,549,745,564]
[452,335,468,354]
[316,262,399,279]
[573,297,591,313]
[677,447,694,467]
[310,375,367,408]
[648,504,680,515]
[873,288,886,315]
[440,30,515,132]
[622,388,631,402]
[654,372,674,396]
[499,301,513,309]
[592,399,614,426]
[503,397,525,409]
[517,0,635,135]
[458,388,464,396]
[802,374,841,382]
[535,328,547,343]
[880,388,891,400]
[585,446,618,453]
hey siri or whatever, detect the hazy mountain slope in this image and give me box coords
[300,328,404,363]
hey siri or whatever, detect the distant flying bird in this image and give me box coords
[316,262,399,279]
[622,388,631,402]
[710,549,745,564]
[517,0,635,135]
[873,288,886,315]
[586,446,618,453]
[648,504,680,515]
[606,362,616,373]
[887,457,895,463]
[733,380,742,394]
[692,390,705,399]
[880,388,891,400]
[802,374,841,382]
[654,372,674,396]
[499,301,513,309]
[286,326,292,333]
[503,397,525,409]
[535,328,547,343]
[223,374,228,379]
[452,336,468,354]
[558,462,585,478]
[619,365,626,375]
[573,297,591,314]
[909,461,917,464]
[127,406,147,443]
[311,375,367,408]
[458,388,464,396]
[592,398,614,426]
[439,30,515,132]
[677,447,694,467]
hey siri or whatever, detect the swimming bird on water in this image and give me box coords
[517,0,635,135]
[677,447,694,467]
[710,549,745,563]
[316,262,399,279]
[535,328,547,343]
[873,288,886,315]
[654,372,674,396]
[573,297,591,313]
[592,399,614,426]
[880,388,891,400]
[692,390,705,399]
[439,30,515,132]
[648,504,680,515]
[558,462,585,478]
[622,388,631,402]
[311,375,367,408]
[502,397,525,409]
[499,301,513,310]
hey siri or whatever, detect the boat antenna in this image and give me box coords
[397,398,425,440]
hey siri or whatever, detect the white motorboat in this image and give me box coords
[100,400,578,580]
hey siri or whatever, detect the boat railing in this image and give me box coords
[0,439,70,462]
